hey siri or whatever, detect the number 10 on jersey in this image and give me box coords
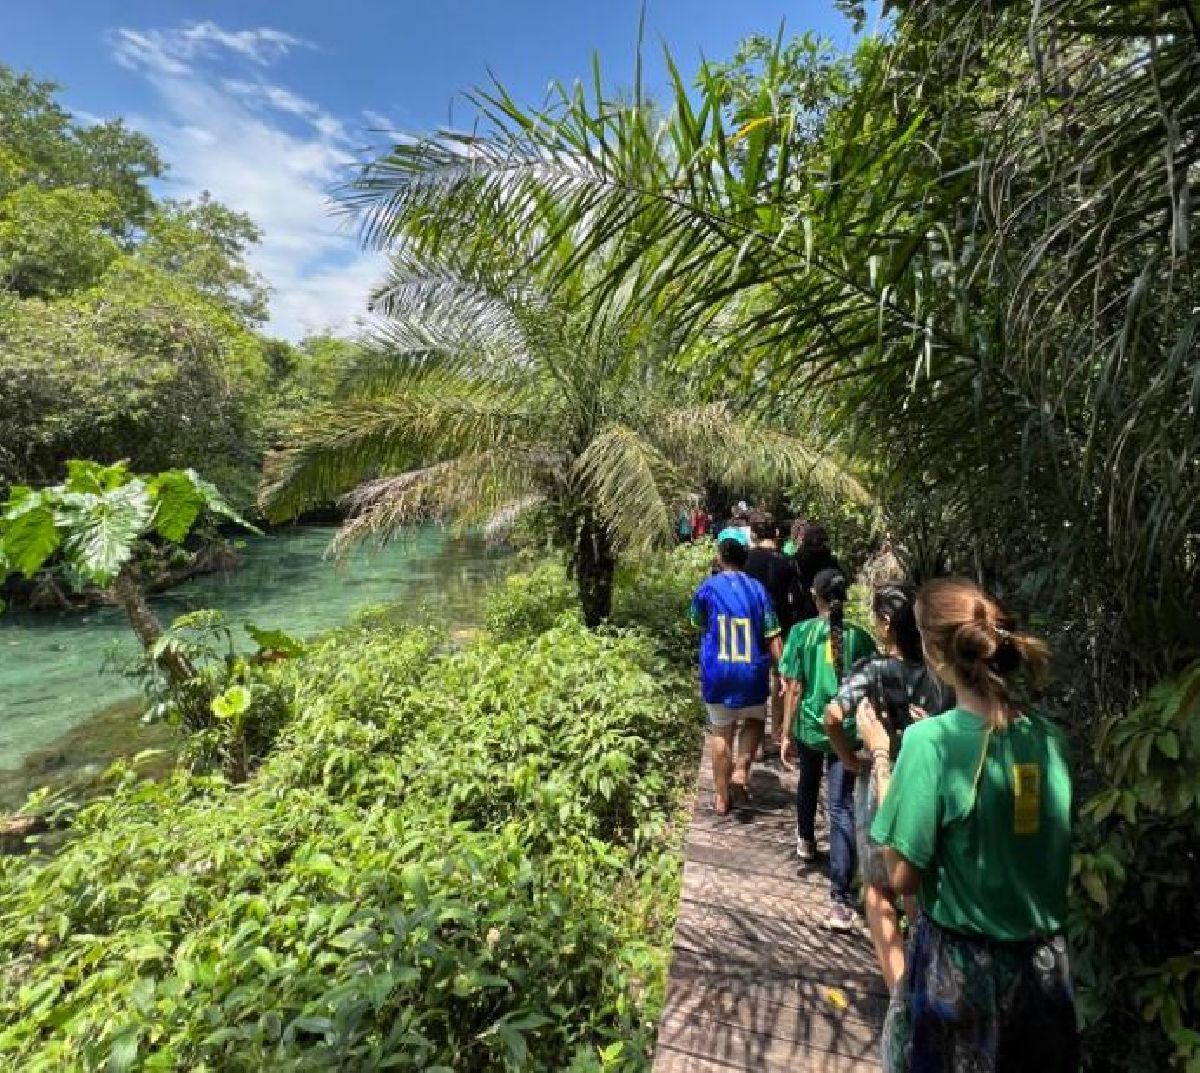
[717,615,753,663]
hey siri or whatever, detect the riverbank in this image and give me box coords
[0,547,705,1070]
[0,700,177,813]
[0,525,510,774]
[1,539,243,613]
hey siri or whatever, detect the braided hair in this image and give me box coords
[813,568,849,682]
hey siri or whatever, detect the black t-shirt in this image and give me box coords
[789,547,841,623]
[745,547,797,633]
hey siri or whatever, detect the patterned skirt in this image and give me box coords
[883,915,1079,1073]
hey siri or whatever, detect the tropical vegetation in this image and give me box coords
[0,66,358,512]
[320,2,1198,1067]
[0,551,703,1072]
[1,1,1197,1069]
[259,245,867,624]
[0,460,262,735]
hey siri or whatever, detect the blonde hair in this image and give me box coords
[916,577,1049,728]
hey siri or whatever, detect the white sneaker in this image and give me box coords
[827,903,856,931]
[796,836,817,862]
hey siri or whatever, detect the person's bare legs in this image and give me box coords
[865,884,906,992]
[710,723,737,813]
[733,718,765,796]
[770,674,785,748]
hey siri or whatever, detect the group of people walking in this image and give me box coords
[688,508,1078,1073]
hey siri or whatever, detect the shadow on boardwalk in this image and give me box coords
[653,741,886,1072]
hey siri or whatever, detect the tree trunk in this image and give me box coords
[113,566,209,728]
[1,814,49,855]
[574,515,616,628]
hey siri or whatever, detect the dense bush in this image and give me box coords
[610,543,712,669]
[1068,662,1200,1070]
[483,557,580,639]
[0,606,700,1069]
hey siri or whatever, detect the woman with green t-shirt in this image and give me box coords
[868,577,1078,1072]
[779,568,876,930]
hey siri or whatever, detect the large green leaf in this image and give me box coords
[1,485,38,520]
[57,480,154,587]
[149,470,207,543]
[211,685,251,720]
[245,624,306,658]
[65,459,130,496]
[184,469,262,535]
[0,501,62,578]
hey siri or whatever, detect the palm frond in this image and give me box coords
[329,451,543,558]
[481,494,546,545]
[649,401,875,508]
[571,423,685,556]
[367,258,532,368]
[338,52,948,393]
[259,387,540,522]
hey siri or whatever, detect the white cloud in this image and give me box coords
[108,20,383,340]
[222,79,346,141]
[362,108,396,131]
[111,21,310,73]
[69,106,108,127]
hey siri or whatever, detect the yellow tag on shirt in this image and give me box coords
[1012,763,1041,835]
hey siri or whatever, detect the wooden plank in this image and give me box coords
[661,983,884,1047]
[662,960,889,1021]
[658,1006,880,1063]
[652,737,885,1071]
[656,1040,881,1073]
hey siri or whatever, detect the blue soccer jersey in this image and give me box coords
[689,571,781,708]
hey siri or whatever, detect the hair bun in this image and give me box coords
[988,636,1022,676]
[950,620,994,662]
[916,578,1052,720]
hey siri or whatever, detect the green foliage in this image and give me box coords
[128,609,294,780]
[139,194,268,324]
[0,283,259,491]
[610,543,714,669]
[0,63,319,498]
[1070,663,1200,1072]
[344,14,1196,1066]
[0,461,257,590]
[483,542,711,670]
[0,184,122,296]
[0,66,162,222]
[244,624,306,660]
[262,261,862,625]
[0,608,697,1070]
[484,559,581,638]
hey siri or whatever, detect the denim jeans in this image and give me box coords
[795,742,857,906]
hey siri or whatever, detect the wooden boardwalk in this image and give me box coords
[652,740,887,1072]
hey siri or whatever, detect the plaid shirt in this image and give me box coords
[834,656,954,757]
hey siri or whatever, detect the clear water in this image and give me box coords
[0,526,509,771]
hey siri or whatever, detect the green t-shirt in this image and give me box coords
[870,707,1072,941]
[779,617,876,751]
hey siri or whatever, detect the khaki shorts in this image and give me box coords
[705,703,767,730]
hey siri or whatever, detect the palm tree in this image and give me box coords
[326,17,1197,1069]
[341,11,1198,674]
[259,252,868,626]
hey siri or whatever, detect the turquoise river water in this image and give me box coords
[0,526,509,771]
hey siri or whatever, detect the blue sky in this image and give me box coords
[5,2,869,339]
